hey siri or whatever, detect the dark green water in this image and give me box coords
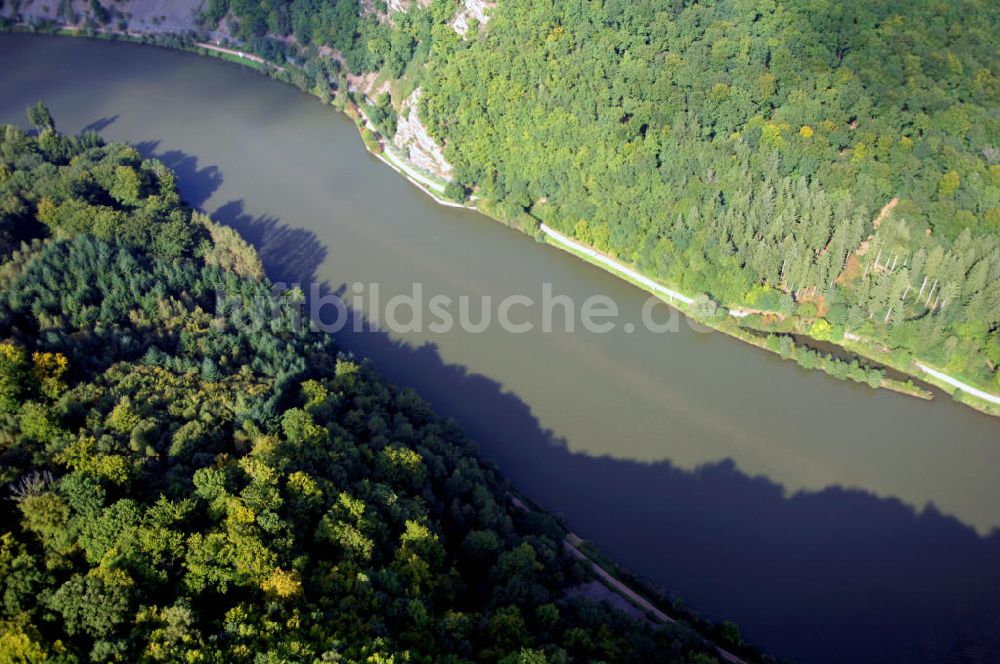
[2,34,999,663]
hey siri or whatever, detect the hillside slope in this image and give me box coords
[419,0,1000,397]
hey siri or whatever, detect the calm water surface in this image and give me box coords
[2,34,999,664]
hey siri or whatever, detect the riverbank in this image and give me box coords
[343,64,1000,416]
[538,224,937,402]
[319,116,958,408]
[507,492,753,664]
[349,103,475,209]
[3,20,995,415]
[351,102,936,404]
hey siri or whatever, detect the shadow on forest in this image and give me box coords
[172,151,1000,664]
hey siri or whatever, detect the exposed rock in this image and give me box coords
[388,0,431,12]
[392,89,453,180]
[451,0,494,35]
[361,0,430,23]
[347,71,379,95]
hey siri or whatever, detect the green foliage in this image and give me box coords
[809,318,834,342]
[758,332,887,389]
[369,92,398,138]
[1,117,207,261]
[419,0,1000,393]
[198,212,265,280]
[26,102,53,132]
[203,0,437,75]
[48,570,133,639]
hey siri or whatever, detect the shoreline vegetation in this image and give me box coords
[350,62,996,413]
[0,116,773,662]
[1,21,997,417]
[538,224,938,402]
[507,491,749,664]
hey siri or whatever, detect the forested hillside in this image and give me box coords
[418,0,1000,394]
[199,0,453,76]
[0,115,721,661]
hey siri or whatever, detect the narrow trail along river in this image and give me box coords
[3,34,999,663]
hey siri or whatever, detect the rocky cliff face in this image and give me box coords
[387,0,432,13]
[451,0,494,35]
[393,88,453,180]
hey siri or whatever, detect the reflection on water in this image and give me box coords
[3,34,1000,663]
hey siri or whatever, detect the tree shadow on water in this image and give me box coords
[133,140,224,209]
[211,200,328,286]
[324,284,1000,664]
[80,114,118,134]
[169,156,1000,664]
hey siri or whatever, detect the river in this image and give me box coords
[2,34,999,663]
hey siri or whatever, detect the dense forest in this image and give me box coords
[418,0,1000,394]
[0,114,725,661]
[198,0,453,77]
